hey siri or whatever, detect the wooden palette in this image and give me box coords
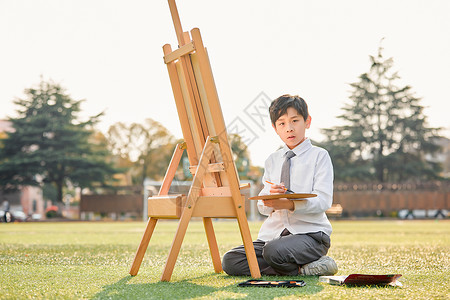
[248,193,317,200]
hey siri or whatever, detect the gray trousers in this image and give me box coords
[222,231,330,276]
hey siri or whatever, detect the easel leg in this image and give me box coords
[129,217,158,276]
[203,217,222,273]
[130,143,184,277]
[161,138,214,281]
[161,211,191,281]
[236,213,261,278]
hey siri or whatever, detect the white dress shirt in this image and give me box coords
[257,138,334,241]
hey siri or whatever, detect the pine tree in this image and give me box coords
[321,44,442,182]
[0,79,117,203]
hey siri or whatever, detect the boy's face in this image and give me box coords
[273,107,311,149]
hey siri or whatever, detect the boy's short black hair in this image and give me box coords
[269,94,309,126]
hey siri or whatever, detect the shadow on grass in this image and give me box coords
[93,274,324,299]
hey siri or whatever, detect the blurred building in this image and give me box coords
[0,119,14,134]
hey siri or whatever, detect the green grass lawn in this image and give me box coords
[1,219,449,299]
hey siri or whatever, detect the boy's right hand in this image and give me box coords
[270,183,287,194]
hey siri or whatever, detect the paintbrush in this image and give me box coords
[265,181,295,194]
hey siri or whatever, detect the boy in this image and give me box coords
[222,94,338,276]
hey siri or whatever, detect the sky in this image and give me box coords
[1,0,449,167]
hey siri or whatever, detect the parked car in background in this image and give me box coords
[0,210,27,222]
[0,210,11,222]
[31,213,42,221]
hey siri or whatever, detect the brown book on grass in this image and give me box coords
[319,274,402,287]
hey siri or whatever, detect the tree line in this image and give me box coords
[319,45,443,182]
[0,80,256,203]
[0,46,446,203]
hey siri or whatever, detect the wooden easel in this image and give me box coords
[129,0,261,281]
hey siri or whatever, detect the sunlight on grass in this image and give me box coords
[1,220,449,299]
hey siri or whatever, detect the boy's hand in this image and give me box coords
[263,199,295,211]
[270,183,287,194]
[265,182,294,210]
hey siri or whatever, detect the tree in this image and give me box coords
[106,119,176,184]
[0,79,117,203]
[321,44,442,182]
[229,134,252,179]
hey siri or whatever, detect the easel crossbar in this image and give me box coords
[164,42,195,64]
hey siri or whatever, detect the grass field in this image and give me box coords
[1,220,449,299]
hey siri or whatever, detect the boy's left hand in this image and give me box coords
[263,199,295,211]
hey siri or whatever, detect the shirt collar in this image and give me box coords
[282,138,312,157]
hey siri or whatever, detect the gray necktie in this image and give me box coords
[280,150,296,190]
